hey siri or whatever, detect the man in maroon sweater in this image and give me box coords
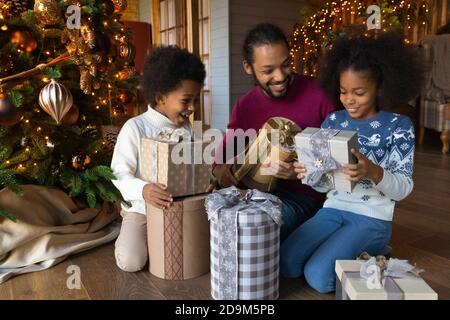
[212,23,337,241]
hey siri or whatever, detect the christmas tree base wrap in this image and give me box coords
[0,185,120,284]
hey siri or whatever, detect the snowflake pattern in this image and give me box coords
[400,142,410,151]
[375,149,385,157]
[370,121,381,129]
[340,120,349,128]
[320,110,414,217]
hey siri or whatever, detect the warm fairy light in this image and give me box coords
[289,0,429,74]
[5,160,10,165]
[25,119,29,123]
[45,136,49,140]
[37,127,42,131]
[42,77,50,83]
[25,147,30,152]
[96,105,100,109]
[34,163,37,166]
[1,25,7,31]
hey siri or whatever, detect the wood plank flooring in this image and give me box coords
[0,140,449,300]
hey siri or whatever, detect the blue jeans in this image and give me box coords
[271,188,322,242]
[280,207,392,294]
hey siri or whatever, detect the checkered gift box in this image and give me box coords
[205,186,282,300]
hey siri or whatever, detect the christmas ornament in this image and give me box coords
[101,125,120,149]
[60,104,79,125]
[71,152,92,171]
[81,25,95,49]
[0,0,28,18]
[39,78,74,124]
[10,30,38,53]
[118,91,132,104]
[0,90,24,126]
[100,0,115,15]
[112,0,127,13]
[117,65,135,81]
[34,0,62,25]
[118,42,135,63]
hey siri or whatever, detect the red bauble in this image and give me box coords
[0,93,24,126]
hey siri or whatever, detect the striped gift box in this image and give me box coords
[205,187,282,300]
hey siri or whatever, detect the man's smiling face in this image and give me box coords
[243,42,293,99]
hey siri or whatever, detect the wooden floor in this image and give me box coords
[0,135,449,300]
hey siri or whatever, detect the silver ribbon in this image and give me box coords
[337,272,405,300]
[296,129,340,189]
[205,186,282,300]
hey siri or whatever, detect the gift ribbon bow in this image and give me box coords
[155,127,192,143]
[205,186,282,300]
[296,129,341,189]
[233,117,301,183]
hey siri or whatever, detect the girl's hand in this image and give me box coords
[142,183,173,209]
[341,149,384,184]
[263,160,297,180]
[293,161,307,180]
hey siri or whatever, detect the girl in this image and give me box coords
[280,32,423,293]
[111,46,205,272]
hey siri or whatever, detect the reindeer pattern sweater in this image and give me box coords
[320,110,415,221]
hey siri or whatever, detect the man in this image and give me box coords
[212,23,337,241]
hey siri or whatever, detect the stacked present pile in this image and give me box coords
[141,128,211,280]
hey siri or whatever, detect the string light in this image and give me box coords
[289,0,429,75]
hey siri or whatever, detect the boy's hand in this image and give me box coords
[263,160,297,180]
[341,149,384,184]
[293,161,307,180]
[143,183,173,209]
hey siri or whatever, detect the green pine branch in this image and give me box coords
[0,207,16,222]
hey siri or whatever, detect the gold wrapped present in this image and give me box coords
[233,117,301,192]
[141,128,212,198]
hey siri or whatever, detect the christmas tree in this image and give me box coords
[290,0,430,76]
[0,0,137,220]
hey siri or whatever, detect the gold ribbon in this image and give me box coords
[233,117,301,191]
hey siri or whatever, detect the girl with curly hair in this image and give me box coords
[110,46,205,272]
[280,31,424,293]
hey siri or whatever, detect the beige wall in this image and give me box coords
[122,0,141,21]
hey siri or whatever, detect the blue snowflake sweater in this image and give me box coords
[319,110,415,221]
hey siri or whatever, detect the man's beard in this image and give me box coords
[252,71,292,99]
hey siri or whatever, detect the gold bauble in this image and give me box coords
[71,152,92,171]
[39,79,74,124]
[118,42,135,63]
[34,0,62,25]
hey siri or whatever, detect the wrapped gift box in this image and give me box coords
[335,260,438,300]
[233,117,301,192]
[146,194,210,280]
[295,128,358,193]
[141,136,211,198]
[205,186,282,300]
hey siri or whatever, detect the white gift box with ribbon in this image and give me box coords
[335,260,438,300]
[295,128,358,193]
